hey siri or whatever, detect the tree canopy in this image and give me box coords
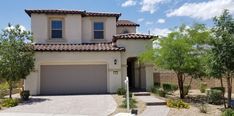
[140,24,211,98]
[0,24,35,98]
[209,9,234,107]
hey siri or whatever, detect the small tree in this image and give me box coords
[140,24,210,99]
[0,24,34,98]
[210,10,234,108]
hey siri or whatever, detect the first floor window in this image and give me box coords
[94,22,104,39]
[51,20,63,39]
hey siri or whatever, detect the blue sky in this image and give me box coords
[0,0,234,36]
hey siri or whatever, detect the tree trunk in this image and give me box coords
[220,78,226,108]
[8,81,13,99]
[177,72,184,99]
[188,77,193,88]
[227,76,232,108]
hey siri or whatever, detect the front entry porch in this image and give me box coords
[127,57,149,92]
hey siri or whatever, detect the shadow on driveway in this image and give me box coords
[21,98,51,105]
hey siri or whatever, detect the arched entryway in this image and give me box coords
[127,57,146,91]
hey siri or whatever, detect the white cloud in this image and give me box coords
[167,0,234,20]
[151,28,171,37]
[157,18,166,23]
[137,18,144,22]
[145,21,154,25]
[121,0,137,7]
[140,0,166,14]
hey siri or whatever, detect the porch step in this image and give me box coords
[133,92,151,96]
[136,96,167,106]
[146,102,167,106]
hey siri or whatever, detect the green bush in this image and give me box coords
[151,87,157,93]
[211,87,225,94]
[2,98,19,107]
[154,82,161,88]
[183,85,190,95]
[0,82,9,98]
[158,88,166,97]
[162,83,172,92]
[171,84,178,91]
[207,89,223,105]
[121,98,137,108]
[200,83,207,93]
[0,82,9,90]
[162,83,178,92]
[222,109,234,116]
[166,99,189,109]
[116,87,126,95]
[123,92,133,98]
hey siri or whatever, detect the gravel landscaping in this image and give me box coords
[110,94,146,115]
[165,90,222,116]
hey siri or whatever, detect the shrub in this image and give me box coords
[199,103,208,113]
[162,83,178,92]
[171,84,178,91]
[158,88,166,97]
[166,99,189,109]
[20,90,30,101]
[151,87,157,93]
[162,83,172,92]
[0,82,9,90]
[183,85,190,95]
[207,89,223,105]
[211,87,225,94]
[154,82,161,88]
[0,82,9,98]
[116,87,126,95]
[200,83,207,93]
[2,98,19,107]
[222,109,234,116]
[123,92,133,98]
[121,98,137,108]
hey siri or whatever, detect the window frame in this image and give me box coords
[122,29,129,34]
[93,22,105,40]
[48,17,65,40]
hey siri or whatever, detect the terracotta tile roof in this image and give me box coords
[25,9,85,16]
[113,33,155,42]
[85,11,121,18]
[33,43,125,52]
[117,20,140,26]
[25,9,121,18]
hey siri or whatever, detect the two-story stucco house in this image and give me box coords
[24,9,155,95]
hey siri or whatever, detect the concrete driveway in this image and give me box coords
[0,95,117,116]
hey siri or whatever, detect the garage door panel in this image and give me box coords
[40,65,107,95]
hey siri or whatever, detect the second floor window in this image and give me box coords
[51,20,63,39]
[94,22,104,39]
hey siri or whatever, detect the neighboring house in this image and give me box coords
[24,9,155,95]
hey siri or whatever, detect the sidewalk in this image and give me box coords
[135,95,170,116]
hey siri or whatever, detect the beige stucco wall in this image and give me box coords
[31,14,48,43]
[117,40,154,90]
[25,52,122,95]
[82,17,116,43]
[65,15,82,43]
[31,14,116,44]
[116,26,136,34]
[31,14,82,43]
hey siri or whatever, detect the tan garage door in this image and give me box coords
[40,65,107,95]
